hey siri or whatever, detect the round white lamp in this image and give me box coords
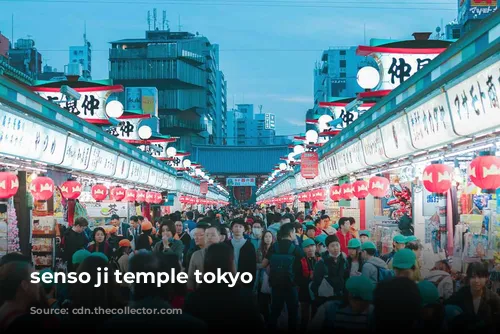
[357,66,380,90]
[166,147,177,157]
[138,125,152,140]
[209,179,214,184]
[293,145,305,155]
[105,100,124,119]
[279,163,287,171]
[183,159,192,168]
[305,129,319,143]
[288,152,296,161]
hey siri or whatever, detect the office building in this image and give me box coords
[109,28,221,152]
[9,38,42,79]
[215,70,227,145]
[69,33,92,80]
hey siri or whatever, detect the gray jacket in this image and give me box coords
[361,257,388,283]
[425,270,454,300]
[152,239,184,260]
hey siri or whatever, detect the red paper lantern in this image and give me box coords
[136,190,146,203]
[369,176,390,198]
[341,183,354,200]
[91,184,108,201]
[0,172,19,199]
[316,188,326,201]
[154,192,163,204]
[423,164,454,194]
[30,176,54,201]
[110,187,126,201]
[145,191,155,203]
[352,180,369,199]
[60,180,82,200]
[125,189,137,202]
[329,185,342,202]
[468,155,500,191]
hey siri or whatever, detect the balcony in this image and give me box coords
[159,115,207,133]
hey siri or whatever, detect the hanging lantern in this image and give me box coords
[316,188,326,201]
[0,172,19,199]
[111,187,126,201]
[60,180,82,200]
[125,189,137,202]
[154,192,163,204]
[30,176,54,201]
[91,184,108,201]
[352,180,369,199]
[341,183,354,200]
[329,185,342,202]
[468,154,500,191]
[369,176,390,198]
[423,163,454,194]
[145,191,155,203]
[136,190,146,203]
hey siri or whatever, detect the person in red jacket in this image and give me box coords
[335,217,353,256]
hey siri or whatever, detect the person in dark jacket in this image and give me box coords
[311,234,349,306]
[298,238,320,331]
[225,218,257,290]
[153,219,184,262]
[261,222,304,331]
[110,214,130,239]
[62,217,89,272]
[87,227,112,259]
[445,262,500,331]
[184,243,264,331]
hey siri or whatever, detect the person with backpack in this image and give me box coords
[261,222,304,331]
[380,235,406,264]
[361,241,393,283]
[308,275,375,332]
[310,234,349,307]
[425,260,454,301]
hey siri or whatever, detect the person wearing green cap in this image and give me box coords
[361,241,392,283]
[404,238,423,282]
[358,230,371,244]
[309,275,374,331]
[392,248,417,280]
[314,234,328,256]
[347,239,363,277]
[305,223,316,240]
[71,249,91,272]
[380,234,407,264]
[417,280,449,331]
[298,238,320,330]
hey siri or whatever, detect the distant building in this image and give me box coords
[38,64,65,81]
[69,33,92,79]
[446,0,497,39]
[109,29,222,152]
[9,38,42,79]
[215,70,227,145]
[0,33,8,60]
[312,46,376,116]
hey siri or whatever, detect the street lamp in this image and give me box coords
[293,145,305,155]
[305,129,319,144]
[166,147,177,158]
[357,66,380,90]
[279,163,287,171]
[183,159,192,168]
[288,152,296,161]
[105,100,124,119]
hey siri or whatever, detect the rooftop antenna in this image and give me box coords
[259,105,263,114]
[363,23,366,44]
[153,8,157,30]
[147,10,151,30]
[178,14,182,31]
[84,21,87,44]
[11,14,14,44]
[163,10,170,31]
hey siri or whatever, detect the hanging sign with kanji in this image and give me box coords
[301,151,319,179]
[33,85,123,123]
[200,182,208,195]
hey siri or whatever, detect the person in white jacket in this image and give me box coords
[424,260,454,301]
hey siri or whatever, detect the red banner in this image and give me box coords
[301,151,319,179]
[200,182,208,195]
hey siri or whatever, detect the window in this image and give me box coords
[452,29,461,39]
[340,60,346,68]
[340,72,346,78]
[340,50,346,55]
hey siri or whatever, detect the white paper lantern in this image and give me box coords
[279,163,287,171]
[357,66,380,90]
[105,100,124,118]
[209,179,214,184]
[293,145,305,155]
[166,147,177,157]
[305,130,319,143]
[138,125,152,140]
[183,159,192,168]
[288,152,296,161]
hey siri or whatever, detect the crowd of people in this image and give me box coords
[0,205,500,332]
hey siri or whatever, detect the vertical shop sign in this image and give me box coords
[113,156,131,179]
[85,146,118,177]
[301,151,319,179]
[446,62,500,136]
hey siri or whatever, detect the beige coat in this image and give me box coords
[187,248,207,291]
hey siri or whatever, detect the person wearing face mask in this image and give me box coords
[249,220,264,250]
[153,219,184,262]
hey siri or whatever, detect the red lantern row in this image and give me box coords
[0,172,19,199]
[179,195,219,206]
[91,184,161,203]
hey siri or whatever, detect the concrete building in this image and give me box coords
[0,33,8,60]
[109,29,221,152]
[38,64,65,81]
[215,70,227,145]
[9,38,42,79]
[69,33,92,80]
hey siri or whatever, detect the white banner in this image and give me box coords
[60,135,91,170]
[81,201,129,218]
[85,146,118,176]
[362,128,388,166]
[446,61,500,136]
[114,156,131,179]
[380,113,414,159]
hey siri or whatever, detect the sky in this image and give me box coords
[0,0,457,135]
